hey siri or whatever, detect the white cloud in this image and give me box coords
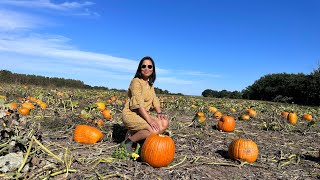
[0,33,219,95]
[0,2,220,95]
[0,0,94,11]
[0,0,98,16]
[0,10,45,31]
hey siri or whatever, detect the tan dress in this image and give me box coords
[122,78,161,131]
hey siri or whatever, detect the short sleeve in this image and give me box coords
[128,78,144,109]
[152,86,160,108]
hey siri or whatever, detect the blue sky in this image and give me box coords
[0,0,319,96]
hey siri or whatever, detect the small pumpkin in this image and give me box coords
[35,99,43,105]
[95,102,106,111]
[213,111,223,119]
[228,138,259,163]
[141,133,175,168]
[39,102,47,109]
[197,112,204,117]
[247,109,257,118]
[281,111,289,118]
[73,125,103,144]
[287,112,298,125]
[22,102,35,110]
[302,113,313,121]
[102,109,112,120]
[27,96,37,102]
[18,107,30,115]
[208,106,217,113]
[217,115,235,132]
[9,102,18,109]
[110,96,117,102]
[94,119,104,127]
[240,114,250,121]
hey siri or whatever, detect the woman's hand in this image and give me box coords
[149,119,160,131]
[157,112,168,120]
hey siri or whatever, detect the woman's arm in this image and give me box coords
[138,107,160,131]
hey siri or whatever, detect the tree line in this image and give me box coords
[0,70,173,93]
[2,67,319,106]
[202,66,320,106]
[0,70,108,90]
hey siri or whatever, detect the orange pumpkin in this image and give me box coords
[110,96,117,102]
[18,107,30,115]
[27,96,37,102]
[94,119,104,127]
[281,111,289,118]
[197,112,204,117]
[73,125,103,144]
[141,133,175,168]
[39,102,47,109]
[213,111,223,119]
[302,114,313,121]
[102,109,112,120]
[287,112,298,125]
[208,106,217,113]
[35,99,43,105]
[22,102,35,110]
[217,115,235,132]
[228,138,259,163]
[240,114,250,121]
[9,102,18,109]
[247,109,257,118]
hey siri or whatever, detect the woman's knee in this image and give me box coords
[162,118,169,129]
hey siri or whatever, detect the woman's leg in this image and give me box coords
[158,117,169,134]
[129,116,169,142]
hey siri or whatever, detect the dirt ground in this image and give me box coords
[0,85,319,179]
[2,112,318,180]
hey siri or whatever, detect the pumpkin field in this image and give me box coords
[0,83,319,179]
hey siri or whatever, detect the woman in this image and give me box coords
[121,56,169,152]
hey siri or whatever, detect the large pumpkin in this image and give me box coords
[217,115,235,132]
[73,125,103,144]
[228,139,259,163]
[287,112,298,125]
[141,133,175,168]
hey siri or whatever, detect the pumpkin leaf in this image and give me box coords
[131,153,140,161]
[307,121,316,127]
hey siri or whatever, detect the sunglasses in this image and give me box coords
[141,64,153,69]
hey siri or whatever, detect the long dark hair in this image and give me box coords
[134,56,156,86]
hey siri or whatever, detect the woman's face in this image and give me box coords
[141,59,153,79]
